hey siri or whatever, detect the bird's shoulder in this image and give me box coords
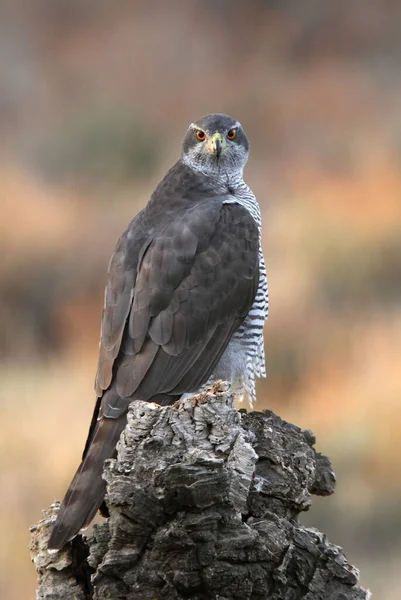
[117,160,257,267]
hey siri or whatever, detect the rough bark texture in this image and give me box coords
[30,382,371,599]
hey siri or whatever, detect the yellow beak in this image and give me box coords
[206,132,226,156]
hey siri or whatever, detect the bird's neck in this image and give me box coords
[182,156,245,187]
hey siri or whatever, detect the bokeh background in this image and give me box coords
[1,1,400,598]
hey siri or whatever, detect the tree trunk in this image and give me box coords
[30,382,371,600]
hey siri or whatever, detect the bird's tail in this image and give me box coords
[48,415,126,551]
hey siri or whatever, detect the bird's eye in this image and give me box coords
[227,129,237,140]
[195,130,206,141]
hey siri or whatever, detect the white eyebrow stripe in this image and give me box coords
[189,123,205,131]
[189,120,241,133]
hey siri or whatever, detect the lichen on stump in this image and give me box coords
[30,382,371,600]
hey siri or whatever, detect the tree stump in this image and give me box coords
[30,382,371,599]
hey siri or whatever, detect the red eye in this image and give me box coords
[227,129,237,140]
[195,130,206,141]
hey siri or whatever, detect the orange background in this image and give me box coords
[0,2,400,598]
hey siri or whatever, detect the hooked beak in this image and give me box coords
[206,132,226,158]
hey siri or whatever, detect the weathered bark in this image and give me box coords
[30,382,371,599]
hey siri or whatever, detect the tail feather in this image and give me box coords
[48,415,126,550]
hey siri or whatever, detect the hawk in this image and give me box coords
[48,113,268,550]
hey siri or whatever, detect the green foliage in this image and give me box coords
[35,108,163,186]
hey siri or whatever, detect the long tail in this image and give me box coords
[48,415,126,550]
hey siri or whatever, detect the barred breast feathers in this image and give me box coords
[222,179,269,405]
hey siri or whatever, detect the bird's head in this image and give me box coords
[181,113,250,179]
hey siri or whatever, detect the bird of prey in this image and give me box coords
[48,113,268,550]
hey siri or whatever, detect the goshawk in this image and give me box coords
[48,113,268,550]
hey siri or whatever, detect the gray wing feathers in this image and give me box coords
[95,246,135,395]
[96,200,260,415]
[49,197,260,550]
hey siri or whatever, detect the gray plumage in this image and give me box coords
[48,113,268,551]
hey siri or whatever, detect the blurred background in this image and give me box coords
[0,1,400,598]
